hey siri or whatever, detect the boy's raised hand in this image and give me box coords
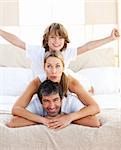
[111,28,120,40]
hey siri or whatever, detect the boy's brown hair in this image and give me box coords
[42,23,70,52]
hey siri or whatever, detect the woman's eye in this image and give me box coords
[56,65,61,69]
[47,65,52,69]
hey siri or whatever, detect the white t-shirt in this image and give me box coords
[26,92,84,116]
[25,44,92,94]
[26,44,77,80]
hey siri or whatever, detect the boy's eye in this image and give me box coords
[59,36,63,39]
[50,36,54,38]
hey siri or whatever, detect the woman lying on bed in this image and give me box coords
[7,51,101,129]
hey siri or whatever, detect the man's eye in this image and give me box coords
[54,98,59,102]
[43,99,49,103]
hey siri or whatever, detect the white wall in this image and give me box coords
[85,0,117,24]
[0,0,19,26]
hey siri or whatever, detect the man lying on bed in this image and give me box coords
[6,80,100,129]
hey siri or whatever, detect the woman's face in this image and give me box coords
[44,56,64,83]
[48,32,65,51]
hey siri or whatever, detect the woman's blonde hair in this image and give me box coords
[44,51,68,96]
[42,23,70,52]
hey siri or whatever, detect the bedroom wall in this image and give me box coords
[85,0,117,24]
[0,0,117,25]
[117,0,121,67]
[0,0,19,26]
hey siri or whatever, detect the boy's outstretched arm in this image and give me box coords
[77,28,120,55]
[0,29,25,50]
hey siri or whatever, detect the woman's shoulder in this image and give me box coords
[31,77,41,88]
[68,74,80,88]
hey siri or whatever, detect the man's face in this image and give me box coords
[42,93,62,117]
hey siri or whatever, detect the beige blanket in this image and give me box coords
[0,109,121,150]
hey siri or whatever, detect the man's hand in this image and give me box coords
[47,114,72,130]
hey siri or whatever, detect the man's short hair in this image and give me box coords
[37,80,63,103]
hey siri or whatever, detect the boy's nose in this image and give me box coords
[55,37,59,43]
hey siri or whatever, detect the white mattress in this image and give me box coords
[92,93,121,109]
[0,96,18,113]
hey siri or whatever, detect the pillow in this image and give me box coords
[92,93,121,109]
[0,67,33,96]
[0,44,31,68]
[69,48,115,72]
[76,67,121,94]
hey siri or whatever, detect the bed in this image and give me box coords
[0,45,121,150]
[0,66,121,150]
